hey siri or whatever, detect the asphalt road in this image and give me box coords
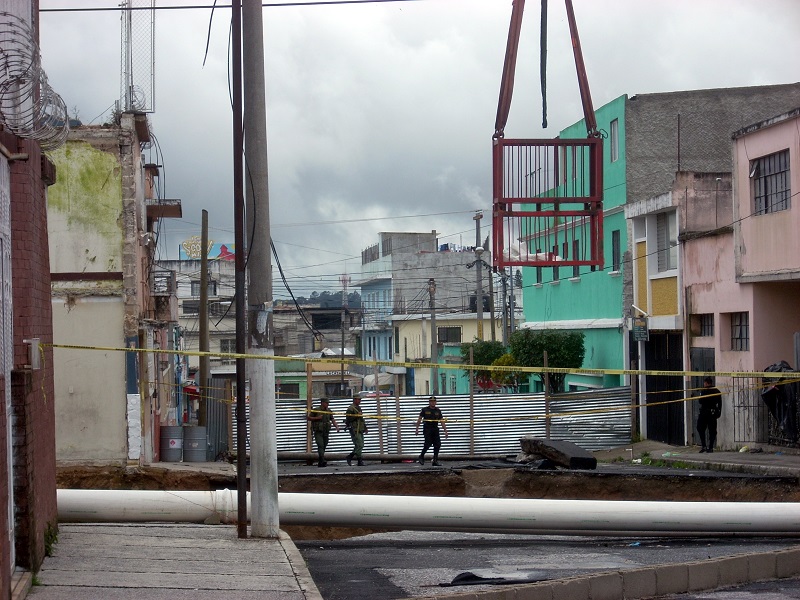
[295,531,800,599]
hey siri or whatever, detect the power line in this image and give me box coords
[41,0,425,12]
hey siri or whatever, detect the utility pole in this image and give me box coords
[243,1,278,538]
[230,0,247,540]
[487,254,496,342]
[500,269,508,345]
[474,212,484,341]
[198,210,209,426]
[339,274,350,396]
[428,278,438,395]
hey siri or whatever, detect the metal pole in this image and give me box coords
[475,248,484,341]
[340,275,350,396]
[428,278,438,395]
[230,0,247,539]
[474,212,484,341]
[544,350,550,439]
[500,270,508,345]
[243,0,278,538]
[488,258,496,342]
[198,210,209,427]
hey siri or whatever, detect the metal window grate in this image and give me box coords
[753,149,790,215]
[731,312,749,351]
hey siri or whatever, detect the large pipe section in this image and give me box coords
[57,490,800,537]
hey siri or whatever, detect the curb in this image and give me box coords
[280,530,324,600]
[412,546,800,600]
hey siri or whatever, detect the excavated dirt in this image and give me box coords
[57,463,800,540]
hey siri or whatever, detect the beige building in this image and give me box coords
[49,113,181,464]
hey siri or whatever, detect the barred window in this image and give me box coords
[731,312,749,351]
[752,150,790,215]
[700,314,714,337]
[437,326,462,344]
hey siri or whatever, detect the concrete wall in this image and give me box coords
[626,83,800,205]
[51,297,127,462]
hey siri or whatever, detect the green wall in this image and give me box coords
[521,95,628,377]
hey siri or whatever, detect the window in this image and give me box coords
[752,149,790,215]
[182,300,199,315]
[535,248,543,284]
[552,245,559,281]
[438,326,462,344]
[611,229,621,272]
[656,212,677,272]
[731,312,749,351]
[700,314,714,337]
[220,338,236,353]
[276,382,300,400]
[394,328,400,354]
[610,119,619,162]
[572,240,580,278]
[191,279,217,297]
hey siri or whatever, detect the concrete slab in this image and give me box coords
[26,524,319,600]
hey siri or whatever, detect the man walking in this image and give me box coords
[307,397,339,467]
[415,396,448,466]
[345,395,368,466]
[697,377,722,453]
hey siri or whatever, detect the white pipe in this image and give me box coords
[57,490,800,537]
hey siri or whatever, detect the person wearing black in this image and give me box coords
[344,395,367,466]
[697,377,722,453]
[415,396,448,466]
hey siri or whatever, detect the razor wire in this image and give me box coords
[0,11,69,150]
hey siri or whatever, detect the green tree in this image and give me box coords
[460,340,506,380]
[508,329,585,393]
[490,353,522,390]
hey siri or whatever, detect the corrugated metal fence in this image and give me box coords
[230,386,632,456]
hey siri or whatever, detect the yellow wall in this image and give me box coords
[636,242,648,309]
[651,277,678,316]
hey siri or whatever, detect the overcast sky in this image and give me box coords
[38,0,800,300]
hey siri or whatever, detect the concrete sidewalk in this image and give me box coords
[25,523,321,600]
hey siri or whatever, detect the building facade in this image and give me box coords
[1,2,66,592]
[523,83,800,445]
[48,114,181,465]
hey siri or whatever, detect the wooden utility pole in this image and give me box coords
[230,0,247,539]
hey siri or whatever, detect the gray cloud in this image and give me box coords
[39,0,800,298]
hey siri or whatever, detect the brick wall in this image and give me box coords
[8,135,57,577]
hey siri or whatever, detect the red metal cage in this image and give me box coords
[492,137,604,269]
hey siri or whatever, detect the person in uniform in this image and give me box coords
[307,397,339,467]
[415,396,448,466]
[697,377,722,453]
[344,395,368,466]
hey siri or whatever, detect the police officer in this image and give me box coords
[697,377,722,453]
[307,397,339,467]
[344,395,368,466]
[415,396,448,466]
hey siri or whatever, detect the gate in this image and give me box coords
[644,332,684,445]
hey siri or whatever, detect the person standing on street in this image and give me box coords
[307,397,339,467]
[697,377,722,453]
[345,395,368,466]
[415,396,448,466]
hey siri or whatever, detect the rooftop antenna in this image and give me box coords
[120,0,155,113]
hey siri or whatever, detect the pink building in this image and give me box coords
[684,108,800,448]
